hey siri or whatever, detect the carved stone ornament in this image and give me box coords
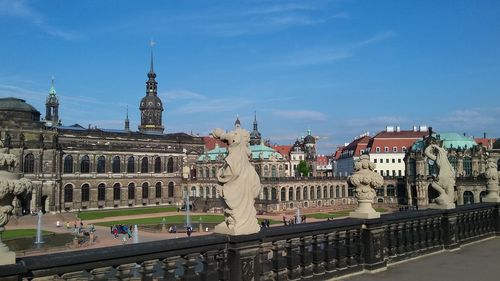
[424,143,456,209]
[483,158,500,203]
[348,154,384,219]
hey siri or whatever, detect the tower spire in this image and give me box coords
[149,40,155,73]
[45,76,60,127]
[253,111,258,131]
[125,105,130,131]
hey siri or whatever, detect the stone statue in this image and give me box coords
[483,158,500,203]
[424,144,456,208]
[348,154,384,219]
[212,127,261,235]
[0,147,33,265]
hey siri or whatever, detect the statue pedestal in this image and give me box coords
[0,242,15,265]
[350,200,380,219]
[482,196,500,203]
[429,203,455,209]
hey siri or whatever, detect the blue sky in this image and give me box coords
[1,0,499,153]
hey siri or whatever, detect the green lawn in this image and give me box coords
[1,229,54,241]
[94,215,225,227]
[307,208,387,219]
[95,215,280,227]
[77,206,178,220]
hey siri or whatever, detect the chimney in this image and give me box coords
[386,126,394,132]
[396,126,401,132]
[413,126,417,132]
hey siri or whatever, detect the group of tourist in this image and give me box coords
[261,219,271,228]
[282,215,306,226]
[110,224,133,239]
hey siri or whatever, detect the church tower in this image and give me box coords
[45,77,60,127]
[249,112,262,145]
[139,42,164,134]
[124,106,130,132]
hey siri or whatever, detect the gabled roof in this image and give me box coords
[368,130,427,153]
[339,135,371,158]
[272,145,292,158]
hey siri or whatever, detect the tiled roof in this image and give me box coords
[368,130,427,154]
[273,145,292,158]
[203,136,227,151]
[340,136,370,158]
[474,138,495,149]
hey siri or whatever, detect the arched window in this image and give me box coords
[199,168,204,178]
[271,166,277,178]
[205,186,210,198]
[23,153,35,174]
[212,186,217,198]
[81,184,90,202]
[264,166,269,177]
[463,157,472,176]
[142,182,149,199]
[289,188,294,201]
[167,157,174,173]
[408,159,416,176]
[113,183,121,200]
[336,185,340,197]
[168,182,174,197]
[376,187,384,197]
[154,157,162,173]
[204,167,208,178]
[342,185,346,197]
[97,156,106,173]
[323,187,327,198]
[348,186,355,197]
[141,157,148,173]
[387,185,396,196]
[127,156,135,173]
[310,188,314,200]
[271,188,277,200]
[296,187,301,200]
[317,187,322,199]
[97,183,106,201]
[155,182,162,198]
[64,184,73,202]
[303,187,308,200]
[212,167,217,178]
[263,187,269,200]
[330,186,334,198]
[112,156,121,173]
[80,155,90,173]
[128,183,135,200]
[191,186,197,197]
[280,188,286,201]
[463,191,474,204]
[64,155,73,173]
[448,156,457,171]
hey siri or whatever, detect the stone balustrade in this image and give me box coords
[1,203,499,280]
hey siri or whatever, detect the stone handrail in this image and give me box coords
[0,203,498,280]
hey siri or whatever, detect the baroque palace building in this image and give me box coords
[0,53,205,214]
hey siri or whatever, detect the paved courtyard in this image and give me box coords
[342,237,500,281]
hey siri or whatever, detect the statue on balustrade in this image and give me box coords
[348,154,384,219]
[212,127,261,235]
[0,147,33,265]
[424,141,456,209]
[483,158,500,203]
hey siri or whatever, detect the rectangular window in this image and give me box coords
[398,159,402,163]
[392,170,396,176]
[398,170,402,176]
[384,147,389,152]
[392,159,395,163]
[374,159,377,163]
[393,146,397,152]
[386,170,390,176]
[386,159,389,163]
[376,147,381,153]
[380,171,384,176]
[402,147,407,152]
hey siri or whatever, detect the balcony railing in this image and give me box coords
[1,203,498,280]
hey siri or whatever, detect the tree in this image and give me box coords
[297,160,310,177]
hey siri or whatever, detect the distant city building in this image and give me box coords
[335,133,371,177]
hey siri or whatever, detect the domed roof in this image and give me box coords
[0,97,40,114]
[304,129,315,144]
[198,143,283,161]
[140,95,163,110]
[412,132,478,151]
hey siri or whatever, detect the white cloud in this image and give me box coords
[0,0,81,40]
[437,109,496,130]
[273,109,327,121]
[160,89,207,101]
[173,98,253,114]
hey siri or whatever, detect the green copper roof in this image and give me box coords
[49,79,56,95]
[198,143,283,161]
[412,132,478,151]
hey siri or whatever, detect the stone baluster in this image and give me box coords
[163,256,180,279]
[90,266,113,281]
[299,236,314,278]
[355,228,364,266]
[271,240,287,279]
[311,234,325,275]
[181,253,200,281]
[386,224,397,257]
[424,219,433,250]
[61,271,90,281]
[405,221,413,254]
[323,233,337,273]
[433,217,442,247]
[345,229,356,267]
[200,250,221,281]
[413,220,422,252]
[116,263,137,281]
[256,241,273,281]
[456,213,464,241]
[286,238,301,280]
[215,249,229,281]
[139,259,158,281]
[442,211,459,250]
[361,223,386,271]
[335,231,347,272]
[396,223,405,256]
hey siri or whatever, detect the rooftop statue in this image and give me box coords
[348,154,384,219]
[212,127,261,235]
[0,147,33,265]
[424,143,456,209]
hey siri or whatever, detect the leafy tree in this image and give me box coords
[297,160,310,177]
